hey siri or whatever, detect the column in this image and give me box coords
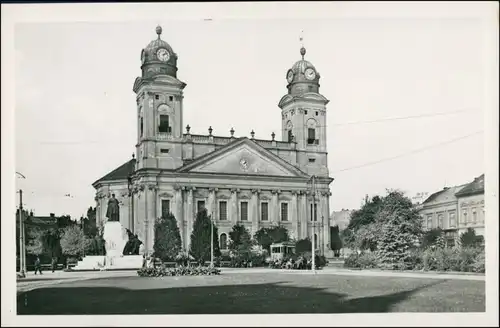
[271,190,279,224]
[251,190,259,234]
[185,187,194,251]
[137,186,147,254]
[129,191,134,233]
[300,192,308,238]
[322,192,330,255]
[173,187,184,250]
[146,184,157,254]
[291,191,299,239]
[230,189,238,225]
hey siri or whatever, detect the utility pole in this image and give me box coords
[311,176,316,274]
[18,189,26,277]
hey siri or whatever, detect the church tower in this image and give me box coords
[132,26,187,170]
[278,45,330,177]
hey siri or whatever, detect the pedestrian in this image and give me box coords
[51,257,57,273]
[34,256,43,275]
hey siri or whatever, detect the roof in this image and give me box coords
[93,158,136,186]
[422,185,465,205]
[25,216,58,228]
[455,174,485,197]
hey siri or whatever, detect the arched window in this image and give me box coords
[306,119,318,145]
[288,130,293,142]
[220,233,227,250]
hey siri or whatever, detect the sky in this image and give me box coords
[11,3,492,220]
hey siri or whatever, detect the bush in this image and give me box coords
[137,265,221,277]
[422,246,485,272]
[344,252,378,269]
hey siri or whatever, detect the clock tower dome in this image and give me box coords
[133,26,187,170]
[278,45,330,177]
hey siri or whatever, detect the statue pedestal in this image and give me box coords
[103,221,128,266]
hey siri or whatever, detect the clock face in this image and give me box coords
[239,158,249,171]
[156,48,170,62]
[305,68,316,80]
[286,70,294,83]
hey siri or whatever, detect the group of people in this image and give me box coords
[32,256,59,275]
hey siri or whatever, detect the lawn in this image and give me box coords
[17,272,485,314]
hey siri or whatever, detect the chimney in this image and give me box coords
[50,213,55,217]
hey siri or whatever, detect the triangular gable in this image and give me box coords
[176,137,308,178]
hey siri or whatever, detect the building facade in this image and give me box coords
[92,27,334,256]
[329,209,353,231]
[418,174,485,245]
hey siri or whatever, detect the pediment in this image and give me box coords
[177,138,308,178]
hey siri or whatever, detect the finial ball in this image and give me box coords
[300,46,306,57]
[156,25,162,36]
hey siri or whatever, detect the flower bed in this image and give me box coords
[137,265,221,277]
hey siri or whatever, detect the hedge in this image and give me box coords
[344,246,485,273]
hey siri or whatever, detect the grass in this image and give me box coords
[17,272,485,314]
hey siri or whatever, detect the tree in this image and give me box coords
[153,212,182,262]
[459,228,482,248]
[228,224,255,262]
[347,195,383,230]
[295,238,312,254]
[60,225,91,259]
[254,225,290,252]
[189,209,220,264]
[228,224,252,251]
[330,225,343,255]
[420,228,443,249]
[25,228,45,256]
[375,193,424,269]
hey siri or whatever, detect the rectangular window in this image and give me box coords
[449,212,456,228]
[219,201,227,221]
[304,110,308,115]
[159,115,171,133]
[160,149,169,154]
[169,95,174,102]
[197,200,205,213]
[438,214,443,228]
[155,94,160,100]
[307,128,316,145]
[463,210,468,223]
[310,203,318,221]
[140,117,144,137]
[240,201,248,221]
[261,202,269,221]
[280,203,289,221]
[427,216,433,229]
[309,158,316,163]
[161,199,170,217]
[472,208,477,223]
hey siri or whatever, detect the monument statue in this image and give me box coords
[123,229,143,255]
[106,193,120,222]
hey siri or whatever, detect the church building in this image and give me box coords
[92,26,334,256]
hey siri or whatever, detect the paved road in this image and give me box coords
[17,267,484,294]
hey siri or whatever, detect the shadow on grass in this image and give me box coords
[17,279,445,315]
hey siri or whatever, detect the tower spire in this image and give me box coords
[299,30,306,60]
